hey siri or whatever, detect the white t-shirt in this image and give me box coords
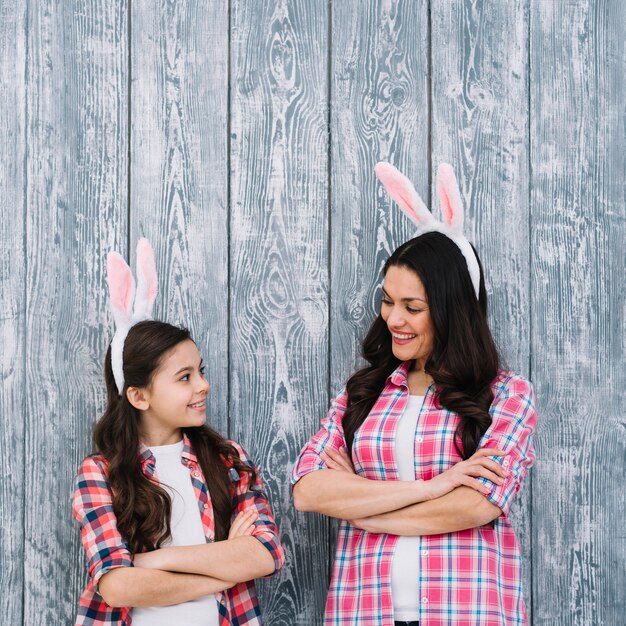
[391,394,424,621]
[130,439,220,626]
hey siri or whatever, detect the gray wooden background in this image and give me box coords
[1,1,623,624]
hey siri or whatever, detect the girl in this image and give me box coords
[292,163,537,626]
[73,241,283,625]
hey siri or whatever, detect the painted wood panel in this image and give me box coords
[23,1,128,624]
[530,0,625,624]
[229,1,330,623]
[130,0,229,435]
[430,0,533,615]
[0,1,26,622]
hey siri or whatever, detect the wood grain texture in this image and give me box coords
[430,0,533,615]
[530,0,625,623]
[331,0,429,387]
[130,0,229,435]
[229,1,330,623]
[0,0,26,622]
[23,1,128,623]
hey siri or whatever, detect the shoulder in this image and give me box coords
[226,439,258,471]
[491,371,535,402]
[75,453,110,481]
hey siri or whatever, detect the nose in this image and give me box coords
[387,306,406,329]
[198,377,210,395]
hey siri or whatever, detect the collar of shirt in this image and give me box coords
[138,432,198,469]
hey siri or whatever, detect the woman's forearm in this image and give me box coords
[139,536,276,581]
[293,469,433,519]
[98,567,233,608]
[355,486,502,535]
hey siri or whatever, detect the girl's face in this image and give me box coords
[134,339,210,446]
[380,265,435,368]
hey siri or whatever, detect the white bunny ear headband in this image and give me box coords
[106,238,158,395]
[374,161,481,299]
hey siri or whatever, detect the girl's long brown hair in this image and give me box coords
[92,320,255,553]
[342,232,501,460]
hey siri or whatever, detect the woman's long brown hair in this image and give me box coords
[342,232,501,460]
[92,320,255,553]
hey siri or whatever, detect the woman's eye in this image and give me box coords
[381,299,392,306]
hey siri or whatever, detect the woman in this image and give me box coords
[292,163,537,626]
[73,240,283,625]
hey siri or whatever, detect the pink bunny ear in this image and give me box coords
[374,162,434,228]
[134,238,158,319]
[107,252,135,327]
[436,163,464,233]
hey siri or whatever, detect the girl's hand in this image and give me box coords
[228,510,258,539]
[320,447,356,474]
[425,448,508,500]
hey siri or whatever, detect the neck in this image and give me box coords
[139,422,183,447]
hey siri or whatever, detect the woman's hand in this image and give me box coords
[320,447,356,474]
[228,510,258,539]
[425,448,508,500]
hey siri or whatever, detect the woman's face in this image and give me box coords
[380,265,435,367]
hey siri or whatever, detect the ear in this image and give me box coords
[374,162,434,228]
[436,163,464,234]
[126,386,150,411]
[107,252,135,327]
[134,238,158,319]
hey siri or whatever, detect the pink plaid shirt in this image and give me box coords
[72,433,284,625]
[292,361,537,626]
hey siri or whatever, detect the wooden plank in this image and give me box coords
[331,0,429,387]
[23,1,128,623]
[130,0,229,435]
[430,0,533,616]
[0,0,26,622]
[229,0,329,622]
[530,0,625,623]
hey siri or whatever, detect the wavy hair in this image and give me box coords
[342,232,500,460]
[92,320,255,553]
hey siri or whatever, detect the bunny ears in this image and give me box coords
[374,162,481,298]
[107,238,158,395]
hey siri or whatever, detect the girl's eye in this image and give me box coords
[180,374,190,382]
[200,366,206,377]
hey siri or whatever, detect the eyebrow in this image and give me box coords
[173,359,204,376]
[382,288,427,303]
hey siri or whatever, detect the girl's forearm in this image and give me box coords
[355,486,502,535]
[293,469,433,519]
[142,536,276,581]
[98,567,233,608]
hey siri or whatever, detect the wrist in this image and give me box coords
[415,478,435,502]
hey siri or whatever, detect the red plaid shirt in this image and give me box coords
[72,433,284,625]
[292,361,537,626]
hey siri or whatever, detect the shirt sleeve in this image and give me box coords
[229,442,285,575]
[476,375,538,517]
[290,387,349,485]
[72,455,134,594]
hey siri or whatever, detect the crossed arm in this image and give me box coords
[293,447,505,535]
[99,509,274,607]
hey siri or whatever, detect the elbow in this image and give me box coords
[292,480,313,512]
[98,569,132,608]
[475,498,503,526]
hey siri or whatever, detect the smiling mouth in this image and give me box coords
[188,400,206,409]
[391,332,416,340]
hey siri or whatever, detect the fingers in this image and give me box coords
[321,447,355,473]
[471,447,507,458]
[229,510,258,538]
[459,475,493,495]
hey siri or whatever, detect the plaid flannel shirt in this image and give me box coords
[72,433,284,625]
[292,361,537,626]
